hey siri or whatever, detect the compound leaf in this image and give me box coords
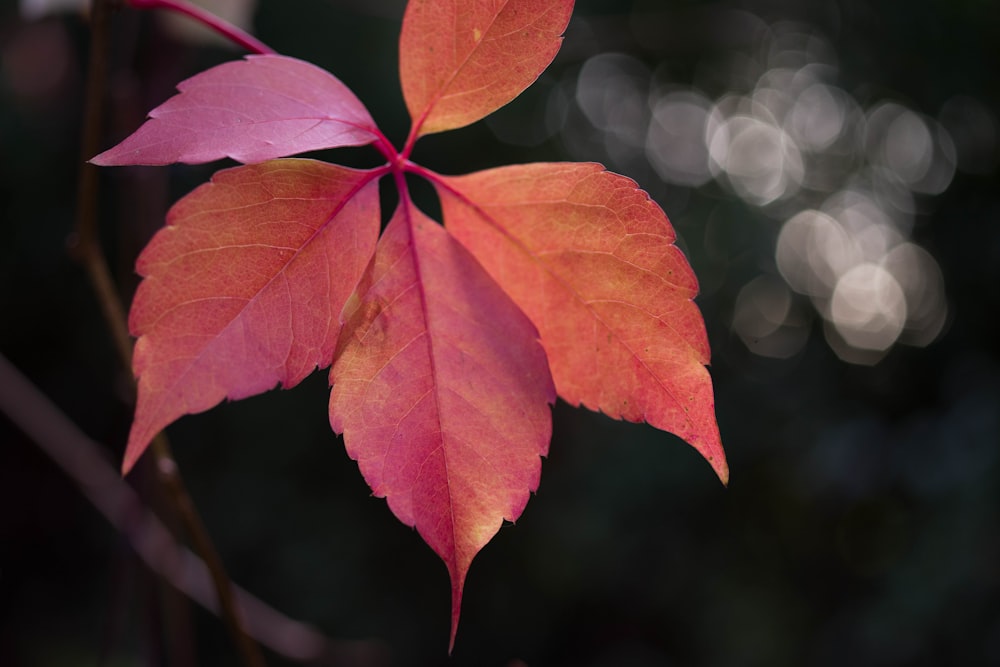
[96,0,726,651]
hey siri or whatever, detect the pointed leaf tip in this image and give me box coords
[710,451,730,487]
[400,0,575,137]
[330,204,554,650]
[92,55,379,166]
[436,162,728,481]
[124,160,380,470]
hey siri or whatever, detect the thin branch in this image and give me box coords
[0,353,389,667]
[127,0,277,55]
[71,0,133,372]
[149,433,266,667]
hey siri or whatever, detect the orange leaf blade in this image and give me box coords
[400,0,574,137]
[329,204,555,649]
[436,163,728,484]
[125,159,380,472]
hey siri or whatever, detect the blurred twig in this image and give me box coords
[127,0,276,55]
[0,353,390,667]
[71,0,131,370]
[148,433,269,667]
[71,0,265,664]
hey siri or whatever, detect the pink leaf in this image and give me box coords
[329,203,555,650]
[92,55,379,166]
[125,159,380,472]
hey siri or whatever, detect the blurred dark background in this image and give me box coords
[2,0,999,665]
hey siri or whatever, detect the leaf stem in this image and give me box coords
[74,2,268,665]
[399,123,421,164]
[392,153,412,215]
[126,0,277,55]
[372,132,401,165]
[402,160,441,186]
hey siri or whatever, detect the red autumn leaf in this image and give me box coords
[329,202,554,649]
[95,0,726,651]
[435,163,728,484]
[399,0,574,137]
[124,159,380,472]
[91,54,379,166]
